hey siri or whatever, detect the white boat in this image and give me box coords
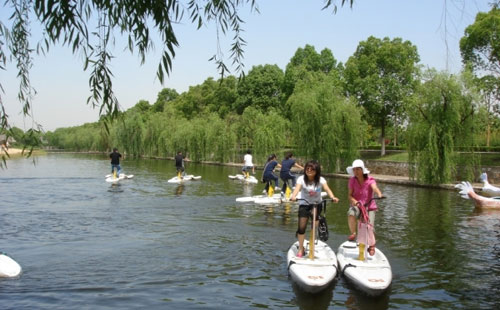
[167,175,202,184]
[479,172,500,197]
[228,174,258,184]
[0,253,22,278]
[236,192,327,204]
[287,240,338,293]
[337,240,392,296]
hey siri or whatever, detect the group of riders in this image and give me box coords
[110,148,383,258]
[240,150,383,259]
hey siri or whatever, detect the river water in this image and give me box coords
[0,154,498,309]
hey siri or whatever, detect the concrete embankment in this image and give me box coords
[208,160,485,192]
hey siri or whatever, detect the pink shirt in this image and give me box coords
[349,176,378,211]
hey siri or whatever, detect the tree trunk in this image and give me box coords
[380,123,386,157]
[487,122,491,147]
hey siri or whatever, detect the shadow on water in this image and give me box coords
[108,182,124,192]
[291,281,335,310]
[175,184,185,196]
[341,286,390,310]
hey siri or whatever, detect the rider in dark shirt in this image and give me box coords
[109,148,122,175]
[262,154,281,192]
[280,152,304,192]
[175,151,185,176]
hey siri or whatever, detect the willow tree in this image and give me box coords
[142,113,171,157]
[113,112,145,158]
[406,70,479,184]
[251,109,289,164]
[288,72,363,172]
[233,107,259,154]
[205,113,237,163]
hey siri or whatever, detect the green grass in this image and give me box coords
[374,152,409,162]
[367,151,500,167]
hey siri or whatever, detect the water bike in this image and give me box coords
[236,191,327,205]
[0,252,22,278]
[228,173,258,184]
[479,172,500,197]
[287,199,338,293]
[167,172,202,184]
[337,241,392,296]
[236,179,326,204]
[337,197,392,296]
[105,172,134,183]
[455,181,500,209]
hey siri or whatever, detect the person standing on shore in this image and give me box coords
[346,159,383,256]
[109,148,122,176]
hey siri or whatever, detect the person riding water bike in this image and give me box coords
[346,159,383,256]
[290,160,339,258]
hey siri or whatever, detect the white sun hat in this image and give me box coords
[346,159,370,176]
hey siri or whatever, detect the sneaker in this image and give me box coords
[262,189,267,194]
[348,233,356,241]
[275,186,280,191]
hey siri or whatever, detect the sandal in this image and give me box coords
[296,249,305,258]
[368,246,375,256]
[348,233,356,241]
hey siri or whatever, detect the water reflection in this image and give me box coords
[282,203,293,225]
[343,288,390,309]
[242,183,254,197]
[291,281,335,310]
[108,182,123,192]
[175,184,185,196]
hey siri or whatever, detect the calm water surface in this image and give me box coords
[0,154,498,309]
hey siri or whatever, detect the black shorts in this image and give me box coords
[298,204,323,219]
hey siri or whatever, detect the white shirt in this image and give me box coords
[296,175,326,205]
[243,154,253,167]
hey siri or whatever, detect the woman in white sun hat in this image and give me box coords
[346,159,383,256]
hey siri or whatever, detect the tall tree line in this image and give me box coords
[45,38,489,184]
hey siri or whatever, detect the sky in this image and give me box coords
[1,0,493,131]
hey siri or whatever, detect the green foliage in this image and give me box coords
[114,112,145,157]
[283,45,342,106]
[235,65,285,114]
[205,114,237,162]
[152,88,179,113]
[406,70,480,184]
[460,8,500,76]
[288,72,362,172]
[142,113,170,157]
[344,36,420,155]
[252,109,289,163]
